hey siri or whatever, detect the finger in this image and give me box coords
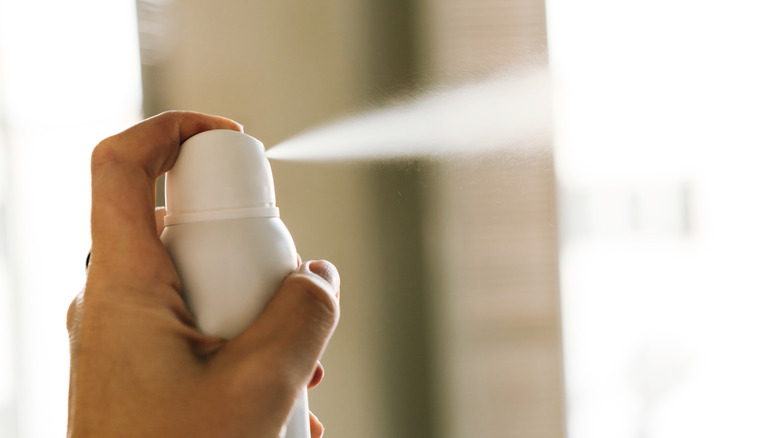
[224,260,340,391]
[89,111,241,273]
[308,361,324,389]
[310,411,324,438]
[66,289,85,342]
[98,110,242,180]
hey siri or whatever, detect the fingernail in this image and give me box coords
[305,260,340,294]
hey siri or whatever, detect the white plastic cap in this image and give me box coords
[164,129,280,226]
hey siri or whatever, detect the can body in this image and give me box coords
[161,129,310,438]
[162,216,297,339]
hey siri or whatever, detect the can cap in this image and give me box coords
[164,129,279,226]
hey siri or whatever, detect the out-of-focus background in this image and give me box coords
[0,1,778,437]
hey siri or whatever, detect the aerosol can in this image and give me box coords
[161,129,309,438]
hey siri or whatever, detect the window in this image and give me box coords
[0,1,142,436]
[548,0,780,436]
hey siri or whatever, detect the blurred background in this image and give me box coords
[0,1,778,437]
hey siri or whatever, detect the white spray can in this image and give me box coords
[160,129,310,438]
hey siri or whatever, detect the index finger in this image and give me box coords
[89,111,242,270]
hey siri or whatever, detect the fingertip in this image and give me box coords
[221,260,340,398]
[309,411,324,438]
[168,111,243,143]
[208,113,243,134]
[284,269,340,323]
[308,361,324,389]
[303,260,340,299]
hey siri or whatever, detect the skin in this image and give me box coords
[67,111,340,438]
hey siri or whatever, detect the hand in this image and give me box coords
[67,111,340,438]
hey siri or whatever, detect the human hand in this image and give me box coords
[67,111,340,438]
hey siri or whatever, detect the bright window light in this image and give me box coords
[0,1,142,437]
[547,0,780,437]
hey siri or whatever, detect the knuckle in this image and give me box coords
[285,274,340,324]
[91,138,129,175]
[159,109,182,118]
[66,290,84,333]
[157,110,185,128]
[90,139,124,172]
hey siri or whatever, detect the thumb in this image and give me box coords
[213,260,340,405]
[248,260,340,376]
